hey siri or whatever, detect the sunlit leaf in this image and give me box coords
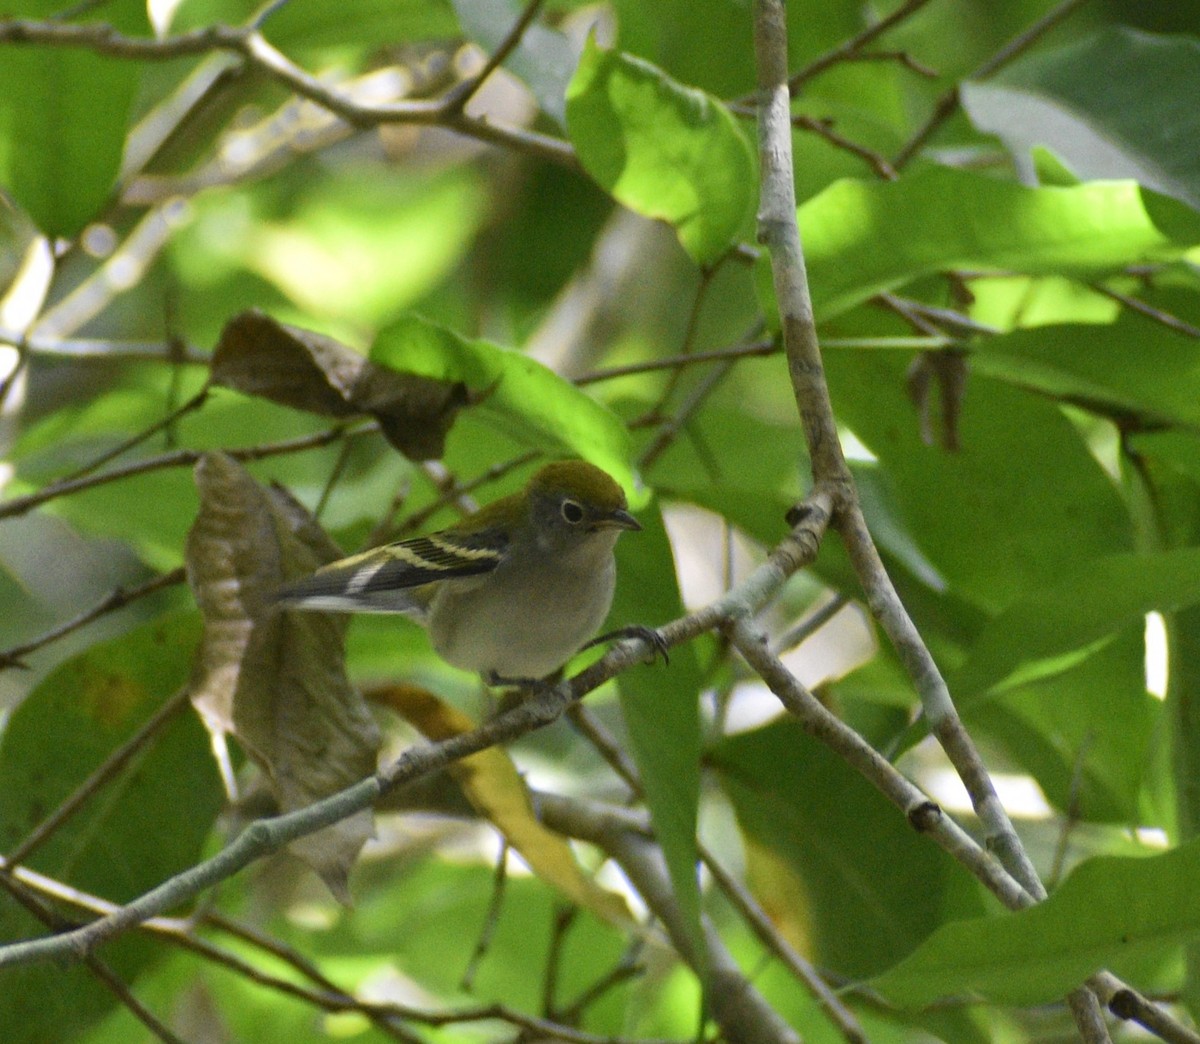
[566,39,754,266]
[872,839,1200,1008]
[371,314,637,496]
[760,169,1200,322]
[971,313,1200,429]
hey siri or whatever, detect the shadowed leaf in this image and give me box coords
[211,311,470,460]
[186,452,381,899]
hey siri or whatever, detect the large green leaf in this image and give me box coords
[566,39,754,266]
[871,839,1200,1008]
[972,313,1200,429]
[955,548,1200,699]
[970,628,1159,824]
[765,168,1200,322]
[712,719,975,980]
[0,0,148,237]
[612,502,705,965]
[824,353,1131,612]
[371,315,637,495]
[0,614,223,1042]
[963,28,1200,210]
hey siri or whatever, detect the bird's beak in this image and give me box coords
[602,508,642,532]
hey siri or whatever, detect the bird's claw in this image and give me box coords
[582,625,669,666]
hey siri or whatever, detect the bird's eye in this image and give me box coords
[561,499,585,524]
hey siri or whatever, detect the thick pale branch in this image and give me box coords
[751,0,1111,1036]
[538,794,801,1044]
[752,0,1042,896]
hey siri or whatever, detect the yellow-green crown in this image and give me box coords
[527,460,627,511]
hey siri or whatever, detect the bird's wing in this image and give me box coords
[275,525,509,614]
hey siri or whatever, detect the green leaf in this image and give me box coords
[566,39,754,266]
[871,839,1200,1008]
[371,314,637,496]
[712,719,972,980]
[242,167,488,325]
[613,502,705,966]
[170,0,458,53]
[971,313,1200,429]
[963,28,1200,210]
[970,629,1159,823]
[0,614,223,1041]
[0,0,148,237]
[955,548,1200,699]
[824,353,1131,612]
[762,168,1200,322]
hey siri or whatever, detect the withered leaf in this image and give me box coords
[186,452,381,900]
[211,310,469,460]
[371,683,632,927]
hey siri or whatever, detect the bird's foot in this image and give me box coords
[582,625,669,666]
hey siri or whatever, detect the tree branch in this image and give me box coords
[0,491,834,969]
[0,17,579,169]
[537,794,801,1044]
[751,0,1111,1036]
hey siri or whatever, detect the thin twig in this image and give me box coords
[654,262,724,410]
[0,490,834,968]
[5,688,192,865]
[892,0,1089,170]
[0,421,374,521]
[1093,973,1200,1044]
[442,0,546,115]
[575,339,778,386]
[388,450,540,540]
[1091,283,1200,339]
[0,567,186,671]
[792,114,897,179]
[54,389,209,487]
[538,794,802,1044]
[461,838,511,992]
[542,904,577,1017]
[0,873,186,1044]
[786,0,935,92]
[567,705,867,1044]
[773,593,850,655]
[0,17,579,169]
[7,859,688,1044]
[638,359,738,472]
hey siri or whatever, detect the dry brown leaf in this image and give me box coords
[186,452,381,900]
[211,310,470,460]
[371,683,632,927]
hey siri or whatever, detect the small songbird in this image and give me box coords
[276,460,644,683]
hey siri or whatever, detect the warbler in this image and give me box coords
[276,460,644,683]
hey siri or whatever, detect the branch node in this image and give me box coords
[1108,989,1138,1020]
[906,800,942,833]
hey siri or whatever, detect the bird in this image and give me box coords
[275,460,652,684]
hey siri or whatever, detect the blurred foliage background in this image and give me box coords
[3,0,1200,1041]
